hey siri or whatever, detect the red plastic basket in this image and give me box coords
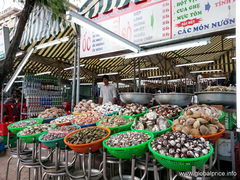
[0,122,14,136]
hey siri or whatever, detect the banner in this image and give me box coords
[80,0,236,58]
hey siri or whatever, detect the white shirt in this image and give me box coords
[100,84,117,104]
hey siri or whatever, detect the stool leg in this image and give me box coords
[5,156,13,180]
[16,159,20,180]
[119,159,123,180]
[103,149,107,180]
[87,152,92,180]
[29,168,31,180]
[131,155,136,180]
[18,166,25,180]
[42,172,47,180]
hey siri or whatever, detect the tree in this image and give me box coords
[0,0,68,89]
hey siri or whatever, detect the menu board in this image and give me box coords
[80,0,236,58]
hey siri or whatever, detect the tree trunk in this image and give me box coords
[0,0,35,89]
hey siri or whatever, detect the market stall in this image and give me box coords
[0,0,238,180]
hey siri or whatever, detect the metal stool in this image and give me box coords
[39,144,77,180]
[103,148,143,180]
[5,132,32,180]
[16,138,43,180]
[65,148,103,180]
[136,152,164,180]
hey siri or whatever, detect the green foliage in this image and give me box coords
[36,0,69,19]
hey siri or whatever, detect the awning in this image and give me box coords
[79,0,146,18]
[10,5,67,46]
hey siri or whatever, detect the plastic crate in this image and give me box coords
[0,122,14,136]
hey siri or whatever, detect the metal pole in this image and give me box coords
[1,86,3,123]
[138,59,141,92]
[92,77,95,101]
[71,37,77,112]
[76,26,81,103]
[133,59,137,92]
[20,81,24,120]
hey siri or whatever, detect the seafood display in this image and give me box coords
[98,115,131,127]
[173,105,224,136]
[151,132,210,158]
[94,102,122,115]
[38,107,65,119]
[133,111,170,132]
[19,124,53,136]
[50,115,75,124]
[10,120,39,128]
[66,127,108,144]
[204,86,236,92]
[106,131,151,147]
[119,103,147,116]
[71,112,103,126]
[41,125,78,141]
[74,99,98,113]
[182,104,222,119]
[151,105,181,119]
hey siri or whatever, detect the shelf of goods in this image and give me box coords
[23,74,63,117]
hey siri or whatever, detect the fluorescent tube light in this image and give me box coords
[176,60,214,67]
[69,77,85,80]
[35,37,69,50]
[66,11,140,53]
[100,55,123,61]
[16,51,24,57]
[64,64,85,70]
[4,48,34,93]
[225,35,236,39]
[17,75,24,78]
[80,83,92,85]
[124,38,210,59]
[121,78,139,81]
[14,81,24,83]
[35,71,51,76]
[232,57,236,60]
[190,69,222,73]
[136,67,159,71]
[201,77,226,80]
[148,75,171,79]
[98,72,118,76]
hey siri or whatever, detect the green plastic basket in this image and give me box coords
[8,118,43,134]
[96,115,133,134]
[39,133,65,148]
[17,124,55,144]
[103,130,154,159]
[149,142,214,172]
[131,120,173,137]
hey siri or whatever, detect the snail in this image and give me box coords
[119,103,147,116]
[94,102,122,115]
[11,120,39,128]
[74,99,98,113]
[151,105,181,119]
[67,127,107,144]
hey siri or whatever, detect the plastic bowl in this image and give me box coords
[96,115,133,134]
[39,133,65,148]
[103,130,154,159]
[8,118,43,134]
[149,142,214,171]
[131,120,173,137]
[64,126,111,153]
[17,124,56,143]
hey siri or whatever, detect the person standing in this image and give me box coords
[98,75,117,104]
